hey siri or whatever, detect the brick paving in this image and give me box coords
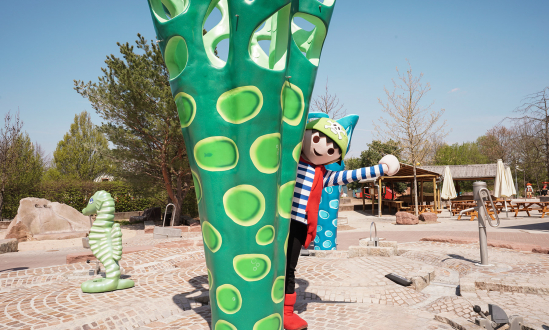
[139,303,454,330]
[338,230,549,250]
[1,228,549,329]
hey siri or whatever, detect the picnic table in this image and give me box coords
[384,200,405,213]
[513,201,549,218]
[450,201,474,216]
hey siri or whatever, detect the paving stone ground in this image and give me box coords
[0,211,548,329]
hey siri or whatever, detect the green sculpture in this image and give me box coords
[81,190,134,293]
[145,0,336,328]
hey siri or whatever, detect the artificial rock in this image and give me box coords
[396,212,419,225]
[5,197,91,242]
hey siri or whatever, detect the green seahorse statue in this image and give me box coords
[145,0,337,328]
[81,190,134,293]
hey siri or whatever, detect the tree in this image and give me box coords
[74,35,191,224]
[511,118,546,193]
[511,87,549,180]
[0,111,23,219]
[53,111,111,181]
[374,62,447,215]
[0,111,45,219]
[477,125,515,163]
[311,78,347,119]
[435,142,489,165]
[359,140,401,168]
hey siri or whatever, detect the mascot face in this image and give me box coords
[301,129,341,166]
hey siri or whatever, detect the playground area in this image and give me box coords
[1,208,548,329]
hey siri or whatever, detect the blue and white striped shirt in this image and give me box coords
[291,160,385,224]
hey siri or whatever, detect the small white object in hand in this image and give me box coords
[378,155,400,176]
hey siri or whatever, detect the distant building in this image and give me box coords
[93,174,115,182]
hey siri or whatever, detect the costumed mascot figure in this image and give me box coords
[81,190,134,293]
[308,112,359,251]
[284,117,399,330]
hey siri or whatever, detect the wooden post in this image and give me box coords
[391,182,395,200]
[378,178,383,217]
[420,181,424,205]
[432,177,437,212]
[371,183,375,215]
[361,183,365,211]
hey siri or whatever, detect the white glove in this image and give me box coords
[379,155,400,176]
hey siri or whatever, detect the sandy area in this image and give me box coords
[0,228,139,252]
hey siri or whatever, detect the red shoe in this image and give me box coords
[283,292,308,330]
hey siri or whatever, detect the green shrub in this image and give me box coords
[1,180,198,219]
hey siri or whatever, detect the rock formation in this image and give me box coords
[396,212,419,225]
[5,197,91,241]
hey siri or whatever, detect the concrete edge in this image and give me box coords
[434,312,483,330]
[460,278,549,295]
[420,236,549,254]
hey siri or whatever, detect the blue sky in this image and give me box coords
[1,1,548,158]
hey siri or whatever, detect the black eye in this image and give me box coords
[328,148,334,155]
[313,136,320,143]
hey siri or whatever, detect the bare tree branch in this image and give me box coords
[373,61,447,215]
[311,78,347,119]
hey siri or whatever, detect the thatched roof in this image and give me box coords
[420,164,498,181]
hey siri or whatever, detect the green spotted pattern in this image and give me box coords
[277,181,296,219]
[215,320,237,330]
[202,221,222,253]
[208,268,213,289]
[250,133,281,174]
[174,92,196,128]
[253,313,282,330]
[223,185,265,226]
[292,142,302,162]
[281,81,304,126]
[216,284,242,314]
[233,254,271,282]
[192,170,202,203]
[194,136,238,172]
[256,225,275,245]
[146,0,337,327]
[271,276,285,303]
[217,86,263,124]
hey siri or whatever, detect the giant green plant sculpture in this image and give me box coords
[81,190,134,293]
[146,0,336,328]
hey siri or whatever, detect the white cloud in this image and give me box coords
[450,88,460,93]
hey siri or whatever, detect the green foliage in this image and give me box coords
[1,180,198,220]
[53,111,111,181]
[359,140,401,167]
[0,132,45,219]
[9,134,45,190]
[42,167,61,182]
[434,141,489,165]
[74,35,192,224]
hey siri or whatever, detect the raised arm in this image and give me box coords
[323,154,400,187]
[323,164,384,187]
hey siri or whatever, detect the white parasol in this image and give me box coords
[494,159,514,217]
[506,166,516,196]
[441,166,457,210]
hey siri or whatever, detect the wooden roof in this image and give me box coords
[359,163,440,183]
[420,164,498,181]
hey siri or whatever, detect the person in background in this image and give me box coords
[526,183,534,199]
